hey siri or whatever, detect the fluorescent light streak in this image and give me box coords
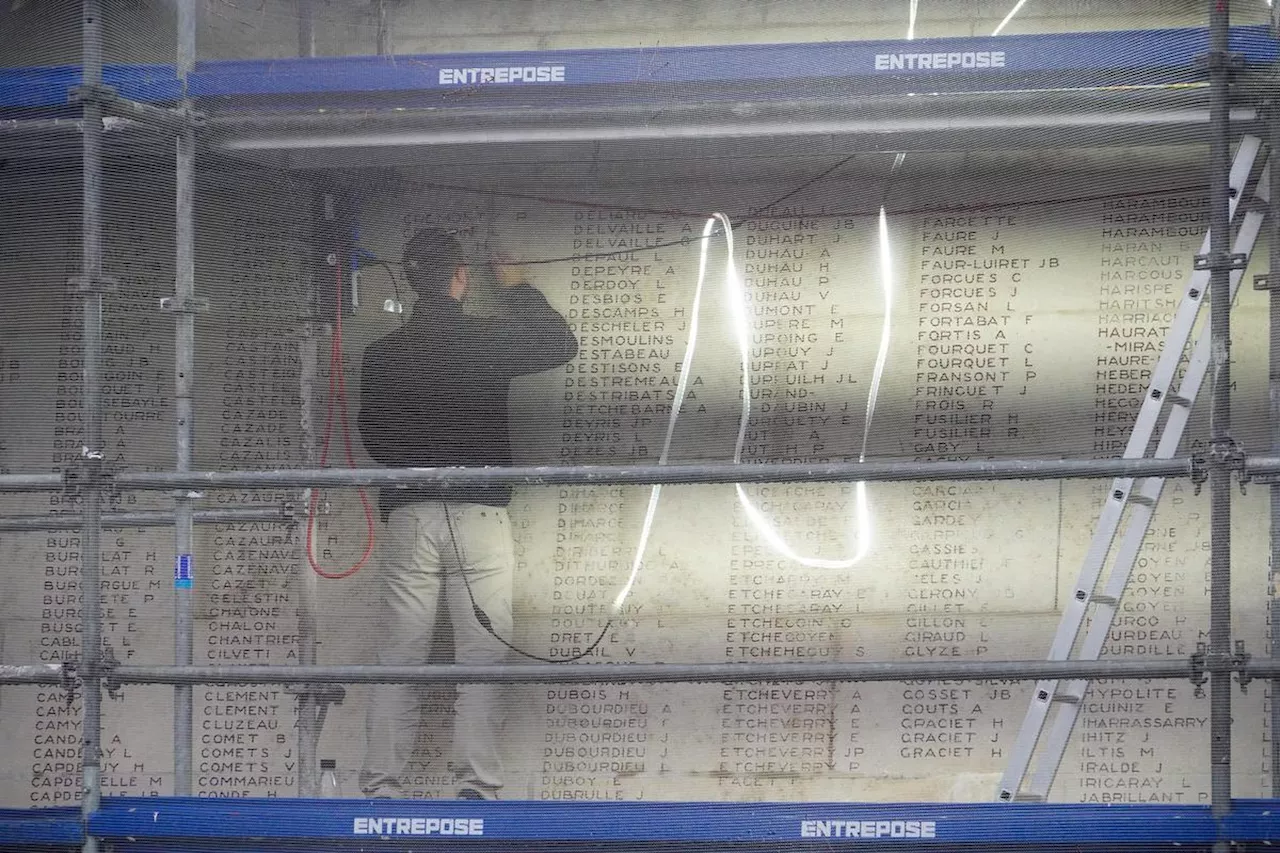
[721,212,880,569]
[611,217,717,614]
[908,0,919,39]
[992,0,1030,36]
[613,210,896,611]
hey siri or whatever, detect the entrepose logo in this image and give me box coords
[800,819,938,839]
[353,816,484,836]
[873,51,1006,71]
[438,65,566,85]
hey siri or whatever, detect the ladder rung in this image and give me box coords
[995,138,1270,805]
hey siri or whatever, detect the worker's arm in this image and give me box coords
[490,282,579,374]
[470,257,578,376]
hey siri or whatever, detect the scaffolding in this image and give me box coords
[0,1,1278,851]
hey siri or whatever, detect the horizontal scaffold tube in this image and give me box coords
[0,457,1197,494]
[13,658,1280,687]
[110,659,1196,685]
[0,506,291,532]
[0,664,63,685]
[0,474,62,492]
[1246,455,1280,478]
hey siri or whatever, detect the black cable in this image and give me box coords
[361,260,614,663]
[442,502,614,664]
[367,166,1208,269]
[744,152,860,220]
[496,152,862,266]
[361,258,407,323]
[368,259,404,306]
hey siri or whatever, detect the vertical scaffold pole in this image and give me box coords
[376,0,391,55]
[79,1,105,850]
[294,3,322,795]
[172,0,197,796]
[295,260,319,798]
[1270,100,1280,798]
[1206,0,1234,835]
[298,0,316,58]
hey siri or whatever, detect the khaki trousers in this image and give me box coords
[359,501,514,799]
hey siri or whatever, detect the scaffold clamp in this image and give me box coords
[63,449,114,497]
[1196,50,1246,72]
[1209,437,1249,494]
[1189,453,1209,495]
[287,683,347,735]
[1233,640,1253,692]
[160,296,211,314]
[286,684,347,705]
[69,84,207,130]
[67,83,118,105]
[1189,643,1208,698]
[1193,251,1249,272]
[67,275,118,295]
[102,643,122,701]
[60,658,79,710]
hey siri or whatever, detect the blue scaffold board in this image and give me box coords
[0,25,1276,114]
[69,795,1280,851]
[0,805,82,851]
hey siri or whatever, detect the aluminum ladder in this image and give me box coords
[997,134,1271,803]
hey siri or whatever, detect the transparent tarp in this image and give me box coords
[0,1,1277,844]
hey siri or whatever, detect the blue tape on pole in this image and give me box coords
[175,554,192,589]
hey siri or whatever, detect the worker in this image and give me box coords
[356,227,579,800]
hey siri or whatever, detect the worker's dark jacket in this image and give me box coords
[357,285,578,519]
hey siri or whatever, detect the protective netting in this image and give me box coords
[1,0,1278,822]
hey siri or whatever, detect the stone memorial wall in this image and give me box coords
[0,154,1273,806]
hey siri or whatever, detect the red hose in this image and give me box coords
[306,260,377,579]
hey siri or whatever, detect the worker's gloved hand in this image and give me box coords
[492,253,528,288]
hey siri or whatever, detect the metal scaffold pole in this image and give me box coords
[1206,0,1235,832]
[1270,90,1280,799]
[295,236,320,798]
[8,655,1280,688]
[105,658,1204,686]
[0,506,290,532]
[172,0,197,797]
[79,1,105,850]
[298,0,316,58]
[0,456,1202,493]
[376,0,391,55]
[0,664,63,684]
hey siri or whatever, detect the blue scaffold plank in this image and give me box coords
[0,805,83,850]
[0,25,1275,112]
[0,63,179,109]
[85,796,1280,851]
[184,24,1279,97]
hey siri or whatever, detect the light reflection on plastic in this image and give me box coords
[992,0,1030,36]
[612,209,894,612]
